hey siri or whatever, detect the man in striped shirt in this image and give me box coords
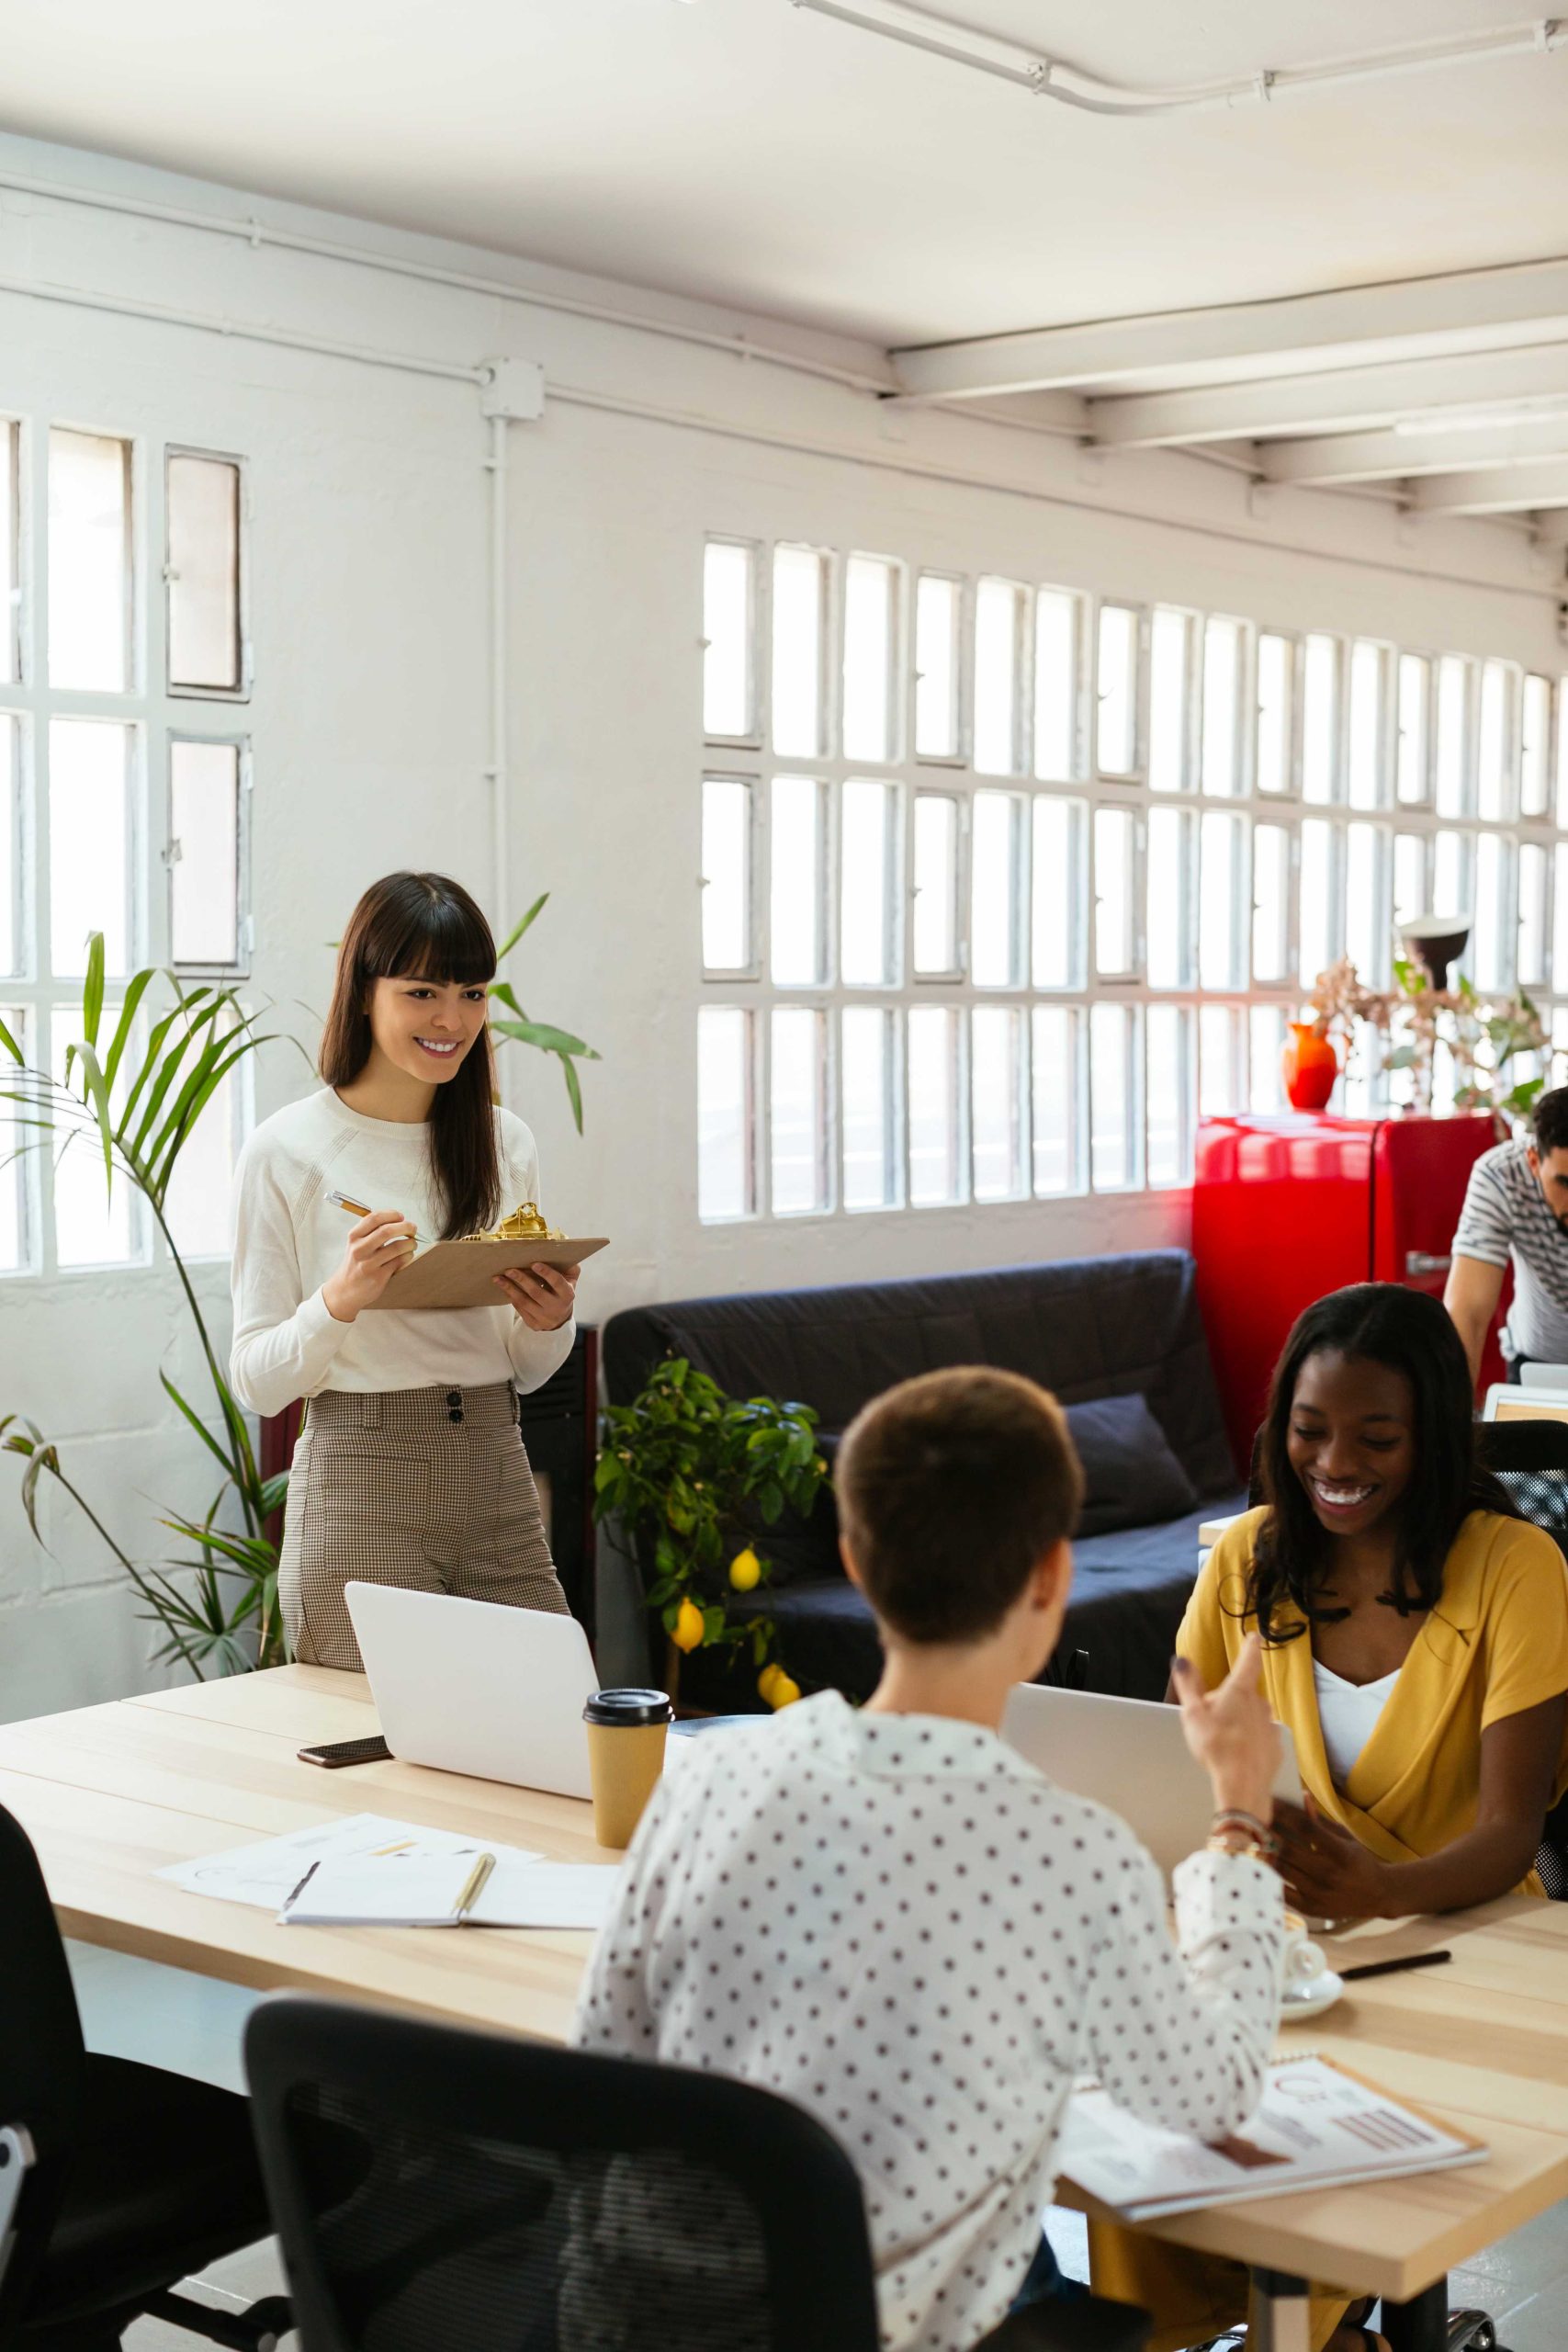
[1446,1086,1568,1388]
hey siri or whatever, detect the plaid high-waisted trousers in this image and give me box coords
[278,1380,568,1670]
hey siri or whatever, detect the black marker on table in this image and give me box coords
[1339,1949,1451,1983]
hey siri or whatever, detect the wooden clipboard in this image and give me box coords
[365,1236,608,1310]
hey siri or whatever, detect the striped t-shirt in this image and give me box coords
[1453,1137,1568,1363]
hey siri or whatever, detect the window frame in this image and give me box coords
[164,445,252,705]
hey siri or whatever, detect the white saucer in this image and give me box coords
[1279,1969,1345,2021]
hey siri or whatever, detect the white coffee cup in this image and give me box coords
[1281,1907,1327,1995]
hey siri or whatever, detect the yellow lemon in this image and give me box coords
[728,1546,762,1592]
[671,1596,705,1653]
[757,1662,784,1702]
[766,1671,802,1710]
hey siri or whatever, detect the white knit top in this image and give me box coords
[228,1088,575,1418]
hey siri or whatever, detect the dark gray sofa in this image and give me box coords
[600,1248,1247,1707]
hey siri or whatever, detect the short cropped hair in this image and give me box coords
[1533,1085,1568,1159]
[835,1366,1083,1645]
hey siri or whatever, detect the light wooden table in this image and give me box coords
[6,1668,1568,2351]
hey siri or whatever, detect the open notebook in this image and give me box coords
[280,1849,621,1930]
[1056,2055,1486,2221]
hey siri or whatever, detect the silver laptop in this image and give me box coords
[1000,1683,1302,1880]
[344,1582,597,1798]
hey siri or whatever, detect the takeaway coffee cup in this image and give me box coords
[583,1688,674,1849]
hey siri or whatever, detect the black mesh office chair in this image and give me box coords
[244,1996,1150,2352]
[0,1802,290,2352]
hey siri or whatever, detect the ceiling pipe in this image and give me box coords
[789,0,1568,117]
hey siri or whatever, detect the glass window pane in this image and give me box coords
[1093,805,1134,977]
[1557,680,1568,829]
[167,454,242,693]
[1089,1003,1133,1190]
[914,574,961,759]
[770,775,825,986]
[0,421,16,686]
[908,1005,964,1206]
[1472,831,1509,992]
[52,1006,132,1266]
[1145,1003,1191,1187]
[1478,661,1514,823]
[912,794,960,977]
[1348,640,1385,811]
[842,1006,897,1213]
[1299,817,1335,987]
[1302,633,1338,804]
[1096,605,1138,776]
[1032,1005,1077,1195]
[771,1007,828,1216]
[842,554,897,764]
[1252,822,1290,985]
[1554,848,1568,997]
[1521,674,1551,818]
[697,1007,752,1221]
[1257,632,1293,796]
[1200,1004,1245,1116]
[1436,655,1471,817]
[1201,616,1242,797]
[1394,832,1427,928]
[0,1004,20,1271]
[1434,832,1472,974]
[1345,821,1386,984]
[1149,607,1192,795]
[49,429,130,692]
[1033,588,1080,782]
[0,715,16,978]
[1250,1005,1286,1112]
[164,1041,241,1258]
[971,1005,1025,1203]
[703,541,754,739]
[50,719,130,978]
[974,577,1024,776]
[1519,841,1549,989]
[702,777,753,973]
[970,791,1023,988]
[1032,796,1084,990]
[1396,654,1429,806]
[170,740,242,969]
[840,779,897,986]
[772,546,826,758]
[1146,807,1193,989]
[1199,811,1245,990]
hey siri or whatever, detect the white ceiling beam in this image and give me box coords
[890,259,1568,403]
[1412,458,1568,514]
[1087,344,1568,447]
[1262,415,1568,485]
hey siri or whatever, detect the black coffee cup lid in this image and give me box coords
[583,1688,672,1727]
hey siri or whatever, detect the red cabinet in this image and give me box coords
[1192,1112,1505,1477]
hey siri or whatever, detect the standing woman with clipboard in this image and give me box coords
[229,871,580,1670]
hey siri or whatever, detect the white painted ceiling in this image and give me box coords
[0,0,1562,350]
[5,0,1568,511]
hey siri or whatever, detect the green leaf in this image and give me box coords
[160,1371,238,1481]
[490,1015,598,1059]
[0,1013,21,1064]
[559,1051,584,1136]
[487,980,523,1017]
[495,891,550,960]
[102,968,155,1091]
[82,931,106,1049]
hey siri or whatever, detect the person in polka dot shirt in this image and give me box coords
[574,1366,1286,2352]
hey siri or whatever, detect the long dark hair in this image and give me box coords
[320,873,501,1240]
[1247,1283,1518,1644]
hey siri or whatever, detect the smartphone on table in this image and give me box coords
[297,1733,392,1769]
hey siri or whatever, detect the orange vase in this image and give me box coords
[1281,1023,1338,1111]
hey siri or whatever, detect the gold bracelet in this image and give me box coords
[1207,1826,1274,1864]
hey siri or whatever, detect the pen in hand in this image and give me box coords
[327,1190,431,1249]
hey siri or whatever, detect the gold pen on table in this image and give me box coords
[454,1851,496,1925]
[326,1190,430,1249]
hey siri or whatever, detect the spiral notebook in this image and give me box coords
[279,1849,621,1930]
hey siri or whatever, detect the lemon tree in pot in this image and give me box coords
[592,1357,829,1710]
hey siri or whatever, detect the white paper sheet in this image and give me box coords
[160,1813,542,1912]
[468,1860,623,1930]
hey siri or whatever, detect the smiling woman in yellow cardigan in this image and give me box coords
[1091,1284,1568,2352]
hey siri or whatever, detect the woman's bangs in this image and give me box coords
[365,890,496,988]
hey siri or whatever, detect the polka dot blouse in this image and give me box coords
[573,1690,1284,2352]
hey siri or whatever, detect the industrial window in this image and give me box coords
[0,417,253,1275]
[697,533,1565,1222]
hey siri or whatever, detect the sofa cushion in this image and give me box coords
[1067,1395,1198,1537]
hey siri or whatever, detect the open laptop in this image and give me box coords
[344,1581,597,1798]
[999,1683,1302,1880]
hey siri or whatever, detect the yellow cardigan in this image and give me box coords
[1179,1507,1568,1886]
